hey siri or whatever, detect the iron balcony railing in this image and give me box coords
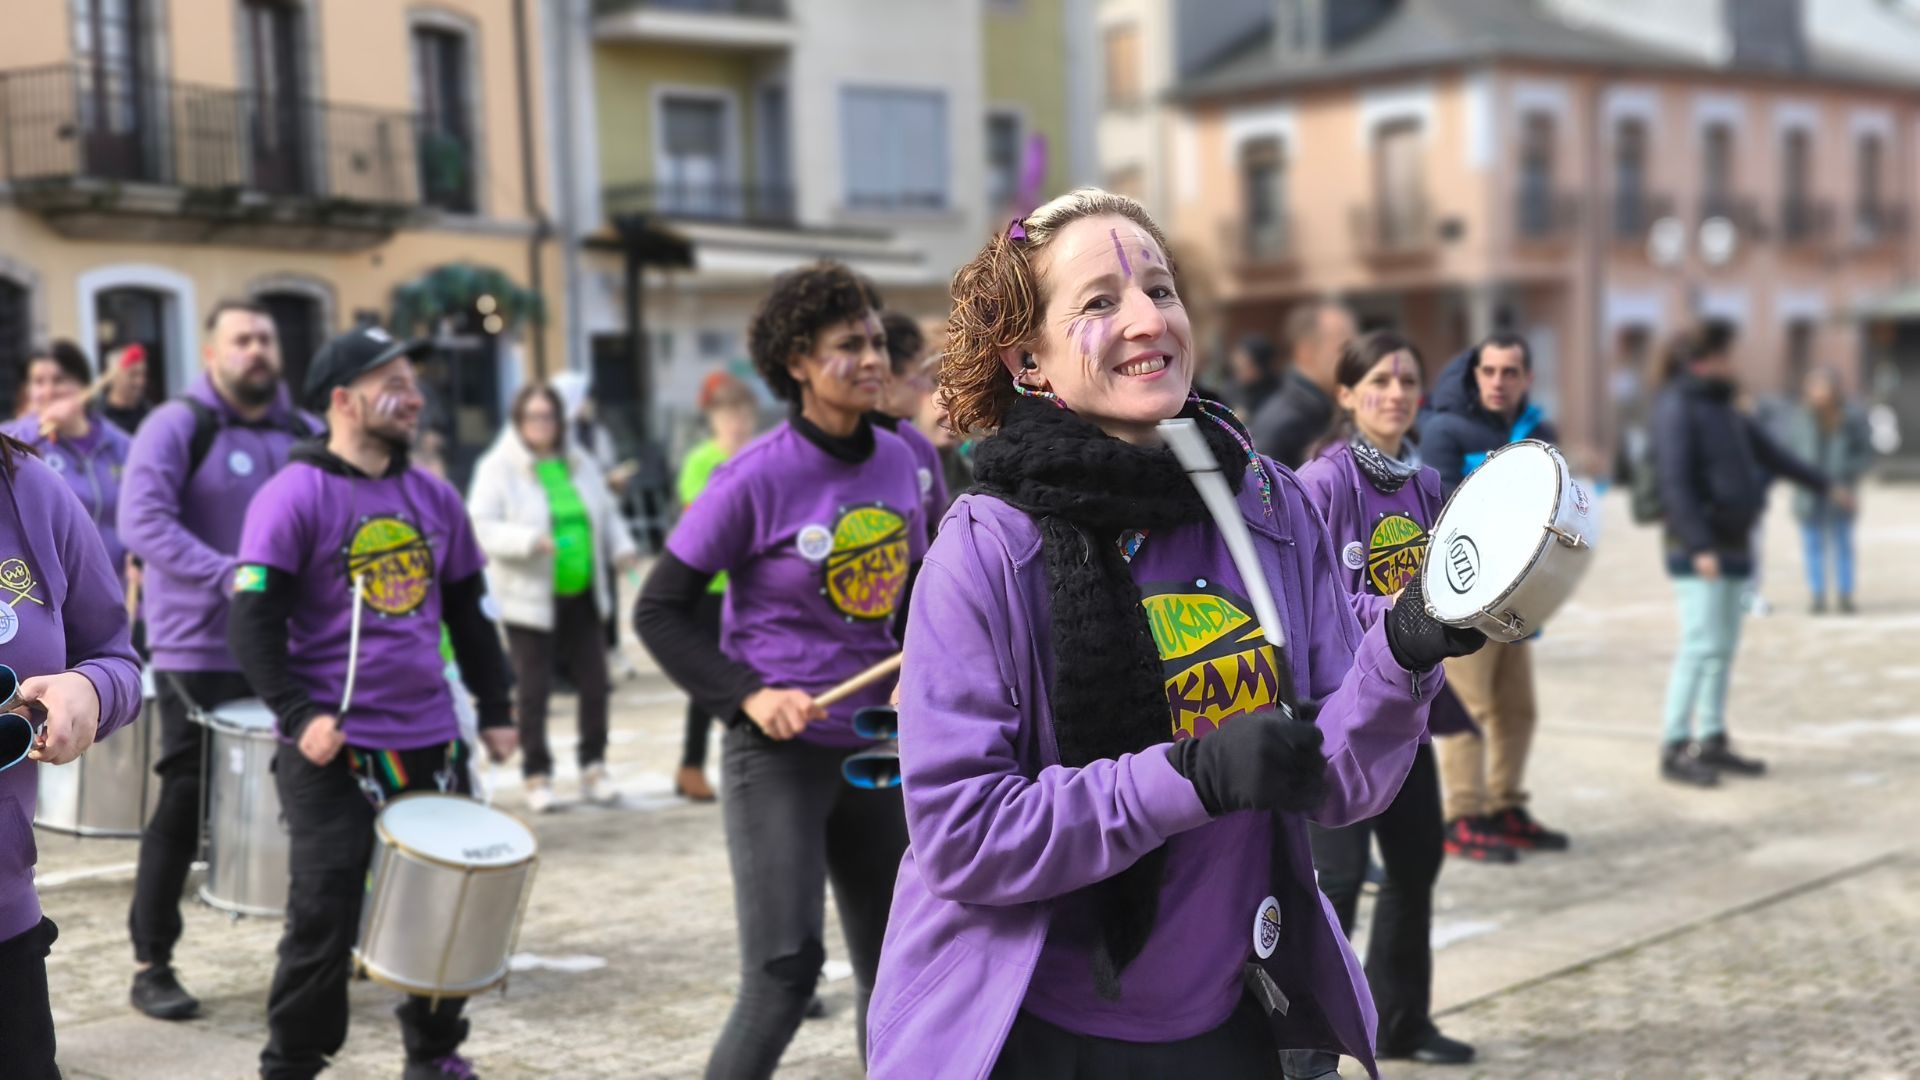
[0,63,472,212]
[1513,189,1581,242]
[1697,194,1768,241]
[1777,197,1834,247]
[1223,216,1295,268]
[1351,198,1433,257]
[1851,202,1910,248]
[593,0,787,16]
[604,181,797,226]
[1611,190,1674,241]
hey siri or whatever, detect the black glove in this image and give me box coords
[1166,709,1327,816]
[1385,566,1488,671]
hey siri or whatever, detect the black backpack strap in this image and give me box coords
[183,398,220,478]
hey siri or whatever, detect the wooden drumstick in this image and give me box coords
[815,653,904,709]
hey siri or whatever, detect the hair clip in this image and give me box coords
[1007,218,1027,242]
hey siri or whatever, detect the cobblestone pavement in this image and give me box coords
[32,485,1920,1078]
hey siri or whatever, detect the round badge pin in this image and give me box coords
[45,454,66,474]
[796,524,833,563]
[917,467,933,496]
[1252,895,1282,960]
[0,601,17,645]
[1342,541,1366,571]
[228,449,256,477]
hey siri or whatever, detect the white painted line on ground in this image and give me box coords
[508,953,609,974]
[37,861,138,889]
[1431,919,1501,951]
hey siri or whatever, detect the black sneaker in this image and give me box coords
[130,965,200,1020]
[1443,817,1519,863]
[1661,741,1719,787]
[1489,806,1570,852]
[1695,733,1766,777]
[1838,595,1857,615]
[804,994,827,1019]
[403,1054,479,1079]
[1811,594,1828,615]
[1381,1029,1476,1065]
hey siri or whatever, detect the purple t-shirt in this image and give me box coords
[891,420,950,535]
[666,421,928,747]
[1021,520,1276,1041]
[236,460,485,750]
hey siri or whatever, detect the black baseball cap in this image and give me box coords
[303,326,432,411]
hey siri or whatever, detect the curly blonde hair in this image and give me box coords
[942,188,1177,435]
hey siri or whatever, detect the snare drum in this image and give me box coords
[199,699,290,918]
[1423,440,1597,642]
[355,794,538,1000]
[35,669,164,837]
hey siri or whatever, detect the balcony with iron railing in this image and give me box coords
[1350,198,1434,261]
[1610,190,1674,242]
[1696,194,1768,243]
[1849,202,1910,251]
[593,0,795,50]
[0,63,465,249]
[603,180,797,227]
[1777,197,1835,249]
[1512,189,1581,247]
[1222,215,1297,273]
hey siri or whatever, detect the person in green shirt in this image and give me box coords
[469,384,639,812]
[671,372,760,801]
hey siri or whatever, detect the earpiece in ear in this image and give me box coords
[1021,354,1037,370]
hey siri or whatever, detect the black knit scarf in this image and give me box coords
[972,395,1252,999]
[1348,432,1422,494]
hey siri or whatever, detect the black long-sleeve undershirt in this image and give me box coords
[231,568,514,741]
[634,552,763,728]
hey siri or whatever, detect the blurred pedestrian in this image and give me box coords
[1417,333,1569,859]
[1250,299,1355,467]
[3,341,133,585]
[1296,331,1476,1068]
[670,371,761,802]
[1786,368,1873,615]
[876,310,950,533]
[635,261,925,1077]
[1225,333,1280,418]
[100,342,153,433]
[1652,324,1843,786]
[469,383,638,812]
[551,369,646,680]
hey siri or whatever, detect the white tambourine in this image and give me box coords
[1422,440,1595,642]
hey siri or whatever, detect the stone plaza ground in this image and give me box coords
[31,485,1920,1079]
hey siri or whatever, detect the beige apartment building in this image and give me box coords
[1160,0,1920,472]
[0,0,566,481]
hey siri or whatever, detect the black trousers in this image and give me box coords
[990,991,1280,1079]
[128,669,255,966]
[681,591,725,769]
[0,917,59,1079]
[506,592,610,779]
[260,742,472,1080]
[1306,742,1444,1053]
[707,727,907,1080]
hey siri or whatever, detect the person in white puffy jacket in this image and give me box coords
[468,383,638,811]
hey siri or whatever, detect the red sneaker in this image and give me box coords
[1489,806,1570,851]
[1443,816,1519,863]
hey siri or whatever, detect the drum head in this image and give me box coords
[1427,443,1561,621]
[379,795,537,868]
[210,699,278,731]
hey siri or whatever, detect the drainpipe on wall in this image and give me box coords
[514,0,552,380]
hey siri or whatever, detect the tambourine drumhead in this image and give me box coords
[1426,443,1562,621]
[208,699,277,732]
[378,795,536,868]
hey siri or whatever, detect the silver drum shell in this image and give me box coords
[198,707,290,918]
[35,690,163,837]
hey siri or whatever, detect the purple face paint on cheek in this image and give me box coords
[824,354,857,382]
[374,393,407,419]
[1110,228,1133,279]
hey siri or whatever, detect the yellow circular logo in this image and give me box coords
[823,505,909,621]
[345,516,434,616]
[1367,513,1429,596]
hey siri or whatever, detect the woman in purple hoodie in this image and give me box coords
[867,189,1485,1079]
[1294,331,1476,1072]
[0,434,144,1076]
[3,342,134,584]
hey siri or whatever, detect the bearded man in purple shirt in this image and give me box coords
[866,189,1486,1079]
[228,326,516,1080]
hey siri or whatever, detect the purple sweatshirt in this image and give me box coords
[0,414,133,580]
[1297,443,1475,737]
[0,452,143,944]
[117,377,315,672]
[869,463,1442,1079]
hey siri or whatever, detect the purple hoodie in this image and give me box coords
[0,452,143,944]
[0,414,133,580]
[869,462,1442,1079]
[1297,443,1474,737]
[117,376,315,672]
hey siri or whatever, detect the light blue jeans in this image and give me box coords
[1662,575,1748,745]
[1800,517,1856,600]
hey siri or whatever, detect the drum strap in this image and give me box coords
[347,740,464,807]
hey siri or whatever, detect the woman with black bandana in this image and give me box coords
[634,261,926,1078]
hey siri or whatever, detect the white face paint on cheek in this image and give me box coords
[374,393,407,419]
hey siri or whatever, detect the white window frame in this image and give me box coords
[984,105,1026,213]
[839,84,950,214]
[651,84,744,214]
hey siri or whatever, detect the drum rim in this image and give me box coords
[1422,439,1569,629]
[204,699,280,735]
[353,951,511,998]
[373,792,539,873]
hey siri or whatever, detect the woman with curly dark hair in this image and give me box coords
[635,261,926,1077]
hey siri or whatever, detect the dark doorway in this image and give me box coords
[95,287,169,403]
[257,291,324,400]
[0,280,30,418]
[242,0,308,195]
[75,0,153,181]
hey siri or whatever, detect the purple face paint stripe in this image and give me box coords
[1110,228,1133,278]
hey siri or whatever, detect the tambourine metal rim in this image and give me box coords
[1420,439,1577,636]
[370,791,539,875]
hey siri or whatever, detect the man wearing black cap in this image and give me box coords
[228,326,517,1080]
